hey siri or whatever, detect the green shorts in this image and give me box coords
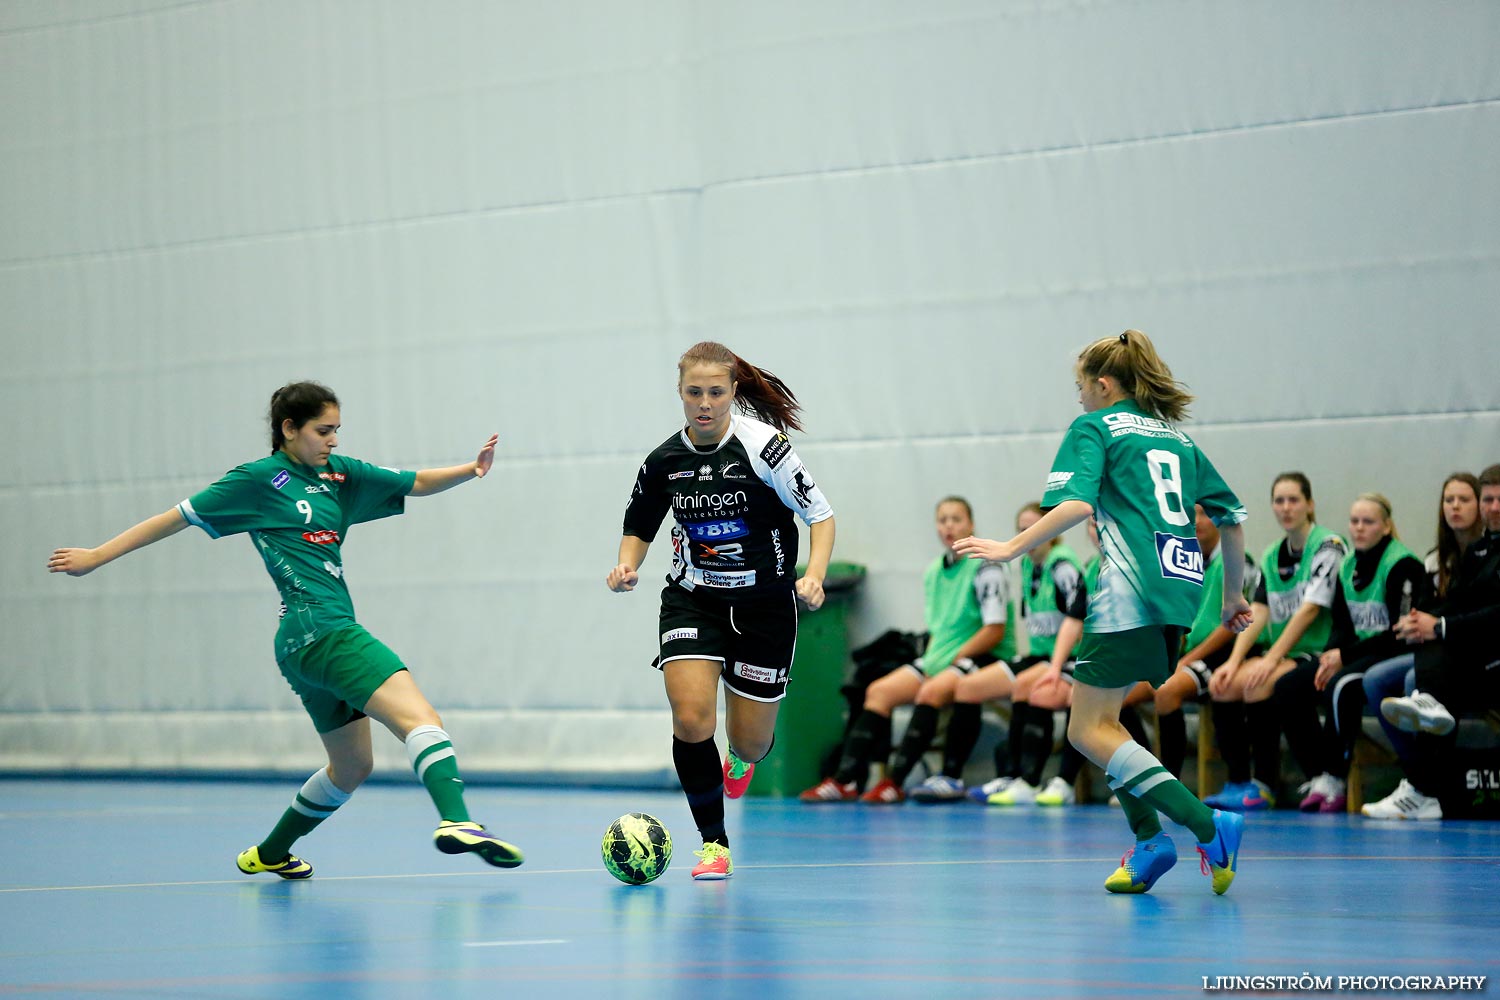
[1072,625,1187,690]
[278,624,407,733]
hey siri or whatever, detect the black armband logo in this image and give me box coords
[760,433,792,469]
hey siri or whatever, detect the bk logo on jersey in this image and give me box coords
[1155,532,1204,584]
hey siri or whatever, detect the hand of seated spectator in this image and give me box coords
[1393,610,1438,644]
[1314,648,1342,691]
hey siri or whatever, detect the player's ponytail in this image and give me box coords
[1077,329,1194,423]
[269,381,340,454]
[678,341,804,433]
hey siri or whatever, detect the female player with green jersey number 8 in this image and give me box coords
[48,382,524,879]
[955,330,1254,895]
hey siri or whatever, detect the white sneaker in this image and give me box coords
[988,777,1037,806]
[1381,691,1456,735]
[1361,779,1443,820]
[1035,775,1076,806]
[967,775,1013,803]
[910,774,966,803]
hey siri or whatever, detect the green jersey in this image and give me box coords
[1183,545,1261,651]
[1339,537,1418,642]
[177,452,416,661]
[1041,400,1247,633]
[1260,524,1346,656]
[1020,543,1083,659]
[920,554,1014,674]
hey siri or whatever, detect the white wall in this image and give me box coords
[3,0,1497,779]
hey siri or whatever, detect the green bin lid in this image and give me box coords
[794,561,866,592]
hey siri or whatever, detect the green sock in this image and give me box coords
[406,724,471,822]
[260,767,351,861]
[1107,740,1215,843]
[1114,787,1164,841]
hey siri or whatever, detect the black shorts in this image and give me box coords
[900,650,999,681]
[656,584,798,703]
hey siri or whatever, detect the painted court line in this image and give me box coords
[1,854,1491,894]
[465,939,568,948]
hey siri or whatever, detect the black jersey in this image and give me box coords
[623,414,833,597]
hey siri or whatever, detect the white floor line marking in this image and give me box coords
[464,939,568,948]
[2,855,1492,893]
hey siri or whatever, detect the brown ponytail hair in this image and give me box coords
[678,341,804,433]
[1076,329,1194,423]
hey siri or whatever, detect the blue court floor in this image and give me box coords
[2,778,1497,999]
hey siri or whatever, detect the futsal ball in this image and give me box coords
[602,812,672,885]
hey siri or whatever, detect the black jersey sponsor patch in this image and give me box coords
[760,432,792,469]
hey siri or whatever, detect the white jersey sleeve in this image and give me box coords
[1302,537,1345,609]
[974,561,1010,626]
[738,417,834,525]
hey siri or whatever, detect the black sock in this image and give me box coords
[1213,701,1251,785]
[1329,675,1365,779]
[835,710,890,787]
[1157,708,1187,777]
[672,735,727,847]
[1002,703,1031,778]
[1020,706,1055,786]
[1120,705,1150,750]
[1246,700,1282,796]
[1057,740,1085,784]
[1052,708,1081,783]
[942,703,982,778]
[889,705,940,786]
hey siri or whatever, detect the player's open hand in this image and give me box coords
[473,434,499,479]
[795,575,825,611]
[606,564,639,593]
[48,547,100,577]
[952,535,1017,563]
[1208,661,1239,700]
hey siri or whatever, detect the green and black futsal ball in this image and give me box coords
[602,812,672,884]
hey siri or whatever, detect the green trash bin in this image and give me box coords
[749,561,866,797]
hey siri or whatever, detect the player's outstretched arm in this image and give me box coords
[410,434,498,497]
[953,499,1093,564]
[48,509,190,577]
[607,535,650,593]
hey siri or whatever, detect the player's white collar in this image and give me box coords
[679,413,737,454]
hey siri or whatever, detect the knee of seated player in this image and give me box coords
[1155,673,1190,713]
[955,665,1010,704]
[1029,681,1070,711]
[863,670,916,714]
[914,671,959,708]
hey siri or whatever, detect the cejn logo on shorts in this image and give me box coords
[1154,532,1204,584]
[662,628,699,644]
[732,661,778,685]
